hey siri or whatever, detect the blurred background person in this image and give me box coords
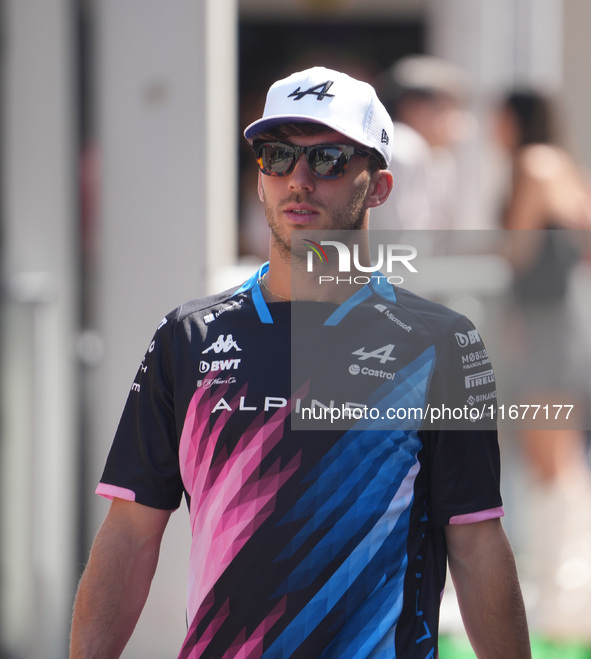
[372,55,475,232]
[494,87,591,482]
[493,86,591,642]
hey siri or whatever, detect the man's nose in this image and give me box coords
[288,153,316,191]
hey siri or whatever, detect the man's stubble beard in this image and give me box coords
[263,184,370,264]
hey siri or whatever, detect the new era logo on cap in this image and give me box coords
[244,67,394,168]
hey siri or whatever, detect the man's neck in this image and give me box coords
[264,240,373,303]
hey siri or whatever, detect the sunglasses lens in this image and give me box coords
[257,143,296,176]
[255,143,356,179]
[309,146,349,179]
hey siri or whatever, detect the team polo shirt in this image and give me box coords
[97,264,503,659]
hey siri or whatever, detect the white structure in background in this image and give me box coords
[0,1,237,657]
[0,2,78,658]
[91,2,238,657]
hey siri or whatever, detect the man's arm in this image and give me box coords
[70,498,172,658]
[445,518,531,659]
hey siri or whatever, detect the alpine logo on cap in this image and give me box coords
[381,129,389,145]
[288,80,335,101]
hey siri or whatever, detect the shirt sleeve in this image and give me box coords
[421,313,503,526]
[97,313,185,510]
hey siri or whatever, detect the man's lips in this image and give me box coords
[283,204,319,223]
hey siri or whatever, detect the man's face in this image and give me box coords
[257,129,377,261]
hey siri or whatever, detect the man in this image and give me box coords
[70,67,531,658]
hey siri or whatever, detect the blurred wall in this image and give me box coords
[0,1,78,657]
[0,1,237,657]
[88,2,237,657]
[563,0,591,170]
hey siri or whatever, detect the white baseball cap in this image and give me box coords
[244,66,393,168]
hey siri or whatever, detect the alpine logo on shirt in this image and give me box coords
[348,343,396,381]
[352,343,396,364]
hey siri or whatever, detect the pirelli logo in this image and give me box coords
[465,369,495,389]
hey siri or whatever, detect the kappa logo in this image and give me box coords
[201,334,242,374]
[352,344,396,364]
[288,80,335,101]
[202,334,242,354]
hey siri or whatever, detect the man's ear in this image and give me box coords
[257,171,265,203]
[366,169,394,209]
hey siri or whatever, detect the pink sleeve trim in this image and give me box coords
[95,483,136,502]
[449,506,504,525]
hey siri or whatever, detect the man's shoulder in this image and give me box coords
[167,266,267,326]
[171,286,243,323]
[389,286,477,339]
[150,286,255,352]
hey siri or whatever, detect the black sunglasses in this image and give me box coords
[253,141,379,180]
